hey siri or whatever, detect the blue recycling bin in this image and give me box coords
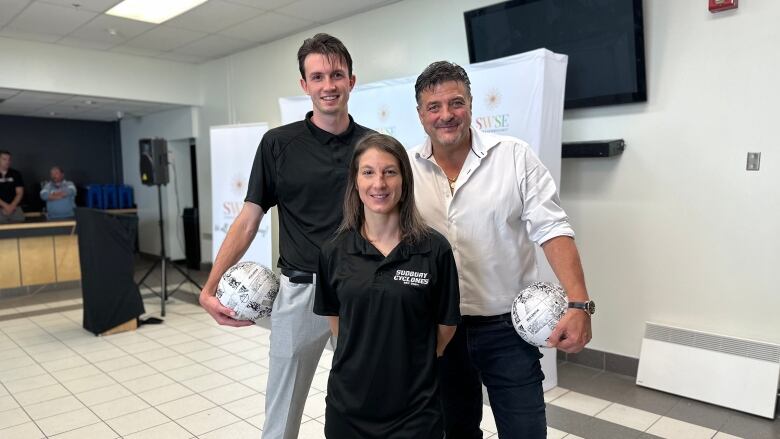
[102,184,118,209]
[86,185,103,209]
[118,185,134,209]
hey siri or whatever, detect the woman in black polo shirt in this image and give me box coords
[314,133,461,438]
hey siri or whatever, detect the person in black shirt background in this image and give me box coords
[0,150,24,224]
[199,34,371,439]
[315,133,461,438]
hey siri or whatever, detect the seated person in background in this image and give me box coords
[0,150,24,224]
[40,166,76,219]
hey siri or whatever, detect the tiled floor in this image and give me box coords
[0,278,778,438]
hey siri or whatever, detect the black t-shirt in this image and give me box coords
[315,228,461,439]
[0,168,23,204]
[245,112,372,272]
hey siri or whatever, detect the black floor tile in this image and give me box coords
[719,410,780,439]
[666,398,733,432]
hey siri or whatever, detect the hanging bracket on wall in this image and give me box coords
[562,139,625,158]
[709,0,738,13]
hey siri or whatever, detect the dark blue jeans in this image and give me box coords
[439,314,546,439]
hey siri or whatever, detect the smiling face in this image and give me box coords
[356,147,403,217]
[417,80,472,151]
[50,167,63,183]
[299,53,355,118]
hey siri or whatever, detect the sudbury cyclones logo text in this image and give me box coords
[393,269,429,286]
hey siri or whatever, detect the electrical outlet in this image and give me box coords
[746,152,761,171]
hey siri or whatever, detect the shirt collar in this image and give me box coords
[304,111,356,144]
[415,126,498,162]
[345,228,431,257]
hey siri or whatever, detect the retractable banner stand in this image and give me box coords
[209,123,273,267]
[280,48,568,390]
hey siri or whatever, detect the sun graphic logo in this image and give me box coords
[378,105,390,123]
[485,89,501,110]
[231,174,247,196]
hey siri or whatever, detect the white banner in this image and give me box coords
[279,48,567,184]
[209,123,273,267]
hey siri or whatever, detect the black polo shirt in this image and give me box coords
[245,112,372,273]
[0,168,23,204]
[315,228,461,439]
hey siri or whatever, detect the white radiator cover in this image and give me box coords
[637,322,779,419]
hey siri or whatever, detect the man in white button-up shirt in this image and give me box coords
[409,61,592,439]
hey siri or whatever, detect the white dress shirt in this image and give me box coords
[410,127,574,316]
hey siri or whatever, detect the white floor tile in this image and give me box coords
[222,392,266,419]
[297,418,326,439]
[646,416,718,439]
[104,407,171,436]
[123,421,193,439]
[548,426,568,439]
[62,372,116,394]
[200,382,257,405]
[181,372,233,393]
[156,393,216,419]
[108,363,158,382]
[186,347,231,362]
[0,395,19,411]
[74,383,133,406]
[0,407,31,429]
[136,382,194,406]
[200,420,262,439]
[480,405,497,433]
[133,347,180,362]
[0,420,45,438]
[48,422,119,439]
[5,373,58,393]
[202,354,250,371]
[595,402,661,431]
[543,385,570,403]
[220,362,262,381]
[0,354,36,370]
[246,411,265,430]
[40,355,90,372]
[25,395,85,420]
[50,364,103,382]
[122,372,175,393]
[549,390,612,416]
[712,432,743,439]
[35,407,101,436]
[93,355,143,372]
[1,364,48,382]
[242,372,269,393]
[176,406,240,436]
[166,363,213,382]
[302,391,327,418]
[13,383,70,406]
[90,394,150,420]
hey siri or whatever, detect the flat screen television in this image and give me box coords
[464,0,647,109]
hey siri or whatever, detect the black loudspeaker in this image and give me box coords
[562,139,625,158]
[139,138,169,185]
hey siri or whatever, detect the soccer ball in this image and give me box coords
[510,282,568,347]
[216,262,280,322]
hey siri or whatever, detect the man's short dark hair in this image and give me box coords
[0,150,10,157]
[297,33,353,79]
[414,61,472,103]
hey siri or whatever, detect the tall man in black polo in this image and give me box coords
[199,34,371,439]
[0,150,25,224]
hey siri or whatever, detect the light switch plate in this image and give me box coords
[746,152,761,171]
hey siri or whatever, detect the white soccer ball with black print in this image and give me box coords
[510,282,568,347]
[216,262,280,322]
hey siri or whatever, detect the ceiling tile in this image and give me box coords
[39,0,121,13]
[7,91,70,104]
[58,36,116,50]
[68,15,154,44]
[123,25,207,51]
[277,0,394,23]
[0,89,21,99]
[174,34,254,59]
[7,2,96,36]
[219,11,313,43]
[109,44,163,57]
[0,27,61,43]
[154,52,207,64]
[165,0,263,34]
[223,0,294,10]
[0,0,30,28]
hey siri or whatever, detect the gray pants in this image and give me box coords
[262,274,330,439]
[0,207,24,224]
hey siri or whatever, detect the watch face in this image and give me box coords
[587,301,596,315]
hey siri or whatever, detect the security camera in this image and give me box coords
[116,110,124,120]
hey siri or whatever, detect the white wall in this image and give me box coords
[196,0,779,358]
[0,37,200,105]
[120,107,198,260]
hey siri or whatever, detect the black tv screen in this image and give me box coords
[465,0,646,109]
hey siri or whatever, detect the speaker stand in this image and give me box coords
[136,185,202,317]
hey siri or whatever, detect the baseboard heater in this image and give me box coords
[637,322,779,418]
